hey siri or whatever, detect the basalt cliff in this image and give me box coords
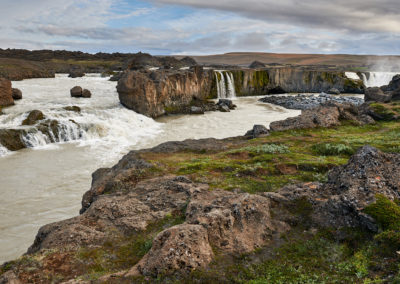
[117,66,364,117]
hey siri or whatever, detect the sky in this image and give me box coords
[0,0,399,55]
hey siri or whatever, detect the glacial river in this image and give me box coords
[0,74,301,263]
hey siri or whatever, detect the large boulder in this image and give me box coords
[0,129,26,151]
[365,87,391,102]
[0,78,14,107]
[12,88,22,100]
[70,86,83,97]
[245,124,270,139]
[82,89,92,98]
[22,110,45,125]
[180,56,197,67]
[327,88,341,95]
[387,74,400,91]
[131,224,213,277]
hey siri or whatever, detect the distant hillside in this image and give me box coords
[176,52,400,71]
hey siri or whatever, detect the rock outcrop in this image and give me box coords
[269,103,375,131]
[117,67,213,118]
[365,74,400,102]
[0,78,14,107]
[277,146,400,231]
[245,124,270,139]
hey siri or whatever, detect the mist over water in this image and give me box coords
[0,75,300,263]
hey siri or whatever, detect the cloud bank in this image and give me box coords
[0,0,398,55]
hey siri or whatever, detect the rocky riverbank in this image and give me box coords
[259,93,363,110]
[1,98,400,282]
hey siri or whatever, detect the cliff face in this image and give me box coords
[117,66,213,118]
[230,68,364,96]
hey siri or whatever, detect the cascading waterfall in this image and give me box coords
[361,72,399,88]
[21,120,87,148]
[215,71,236,99]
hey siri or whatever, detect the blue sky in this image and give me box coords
[0,0,399,55]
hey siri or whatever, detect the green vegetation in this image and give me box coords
[369,103,397,121]
[312,143,355,156]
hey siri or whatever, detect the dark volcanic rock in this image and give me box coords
[269,102,375,131]
[260,93,363,110]
[365,87,391,103]
[245,125,270,139]
[249,61,266,68]
[22,110,45,125]
[0,78,14,107]
[68,71,85,78]
[82,89,92,98]
[387,74,400,91]
[70,86,83,97]
[12,88,22,100]
[278,146,400,231]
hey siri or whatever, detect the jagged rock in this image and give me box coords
[249,61,266,68]
[131,224,213,277]
[70,86,83,97]
[22,110,45,125]
[217,99,236,109]
[11,88,22,100]
[278,146,400,231]
[387,74,400,91]
[219,104,230,112]
[0,78,14,107]
[190,106,204,114]
[245,125,270,139]
[270,106,341,131]
[63,106,81,112]
[109,72,123,81]
[82,89,92,98]
[80,152,154,213]
[327,88,340,95]
[365,87,391,102]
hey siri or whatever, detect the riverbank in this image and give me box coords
[1,100,399,283]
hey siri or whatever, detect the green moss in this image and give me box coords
[250,70,269,93]
[369,103,396,121]
[364,195,400,231]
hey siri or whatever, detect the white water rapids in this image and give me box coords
[0,74,300,263]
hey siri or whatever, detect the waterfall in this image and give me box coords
[215,71,236,99]
[21,120,87,148]
[362,72,399,88]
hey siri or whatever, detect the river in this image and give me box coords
[0,74,301,263]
